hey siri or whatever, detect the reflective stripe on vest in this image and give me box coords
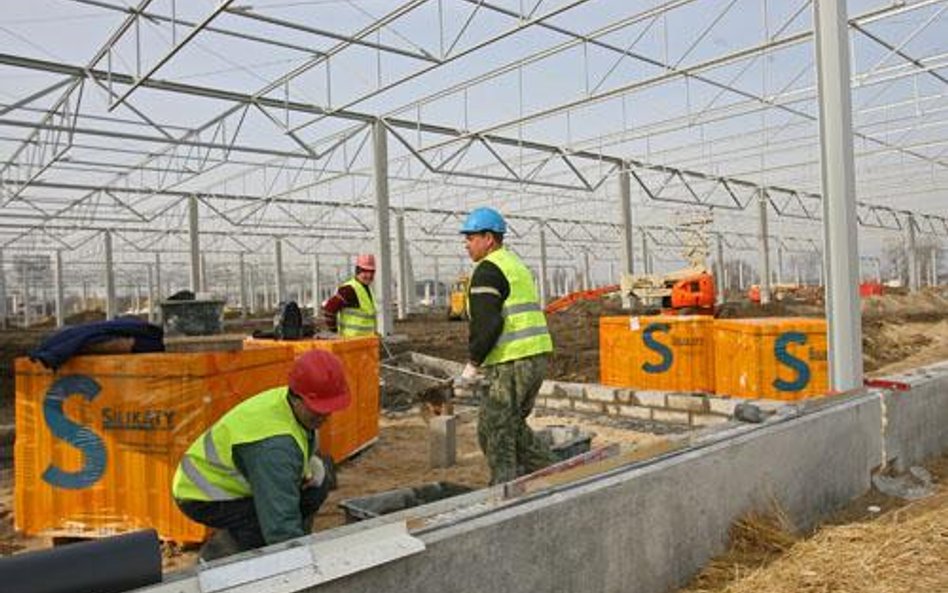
[337,278,377,337]
[171,387,310,502]
[467,247,553,366]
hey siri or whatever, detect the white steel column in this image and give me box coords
[201,254,209,294]
[757,192,772,304]
[874,257,882,283]
[776,245,785,285]
[104,230,116,320]
[433,256,440,308]
[0,250,6,329]
[249,264,258,315]
[239,253,248,320]
[906,214,918,292]
[619,165,635,276]
[154,252,162,304]
[54,250,64,328]
[274,237,285,304]
[372,120,394,336]
[395,211,408,320]
[931,248,938,286]
[815,0,863,391]
[147,264,156,323]
[188,195,201,293]
[738,261,745,290]
[311,254,320,311]
[716,234,725,304]
[22,264,31,328]
[641,235,651,275]
[539,225,549,307]
[582,249,591,291]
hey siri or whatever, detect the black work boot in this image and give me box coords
[198,530,242,562]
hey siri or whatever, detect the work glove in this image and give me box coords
[454,363,484,399]
[461,362,480,380]
[303,453,338,490]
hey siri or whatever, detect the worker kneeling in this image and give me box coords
[172,350,350,560]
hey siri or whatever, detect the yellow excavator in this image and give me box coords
[447,275,469,320]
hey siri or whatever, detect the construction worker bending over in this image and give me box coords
[172,350,349,560]
[321,254,377,336]
[458,207,557,485]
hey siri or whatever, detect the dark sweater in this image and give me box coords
[467,259,509,365]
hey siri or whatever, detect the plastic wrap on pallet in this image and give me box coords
[714,317,828,400]
[599,315,715,392]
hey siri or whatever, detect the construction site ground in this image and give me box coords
[1,288,948,583]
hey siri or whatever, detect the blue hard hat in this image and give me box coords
[460,207,507,234]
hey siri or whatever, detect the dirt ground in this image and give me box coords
[1,289,947,573]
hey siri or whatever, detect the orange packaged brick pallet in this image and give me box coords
[599,315,715,393]
[14,345,295,543]
[714,318,828,401]
[245,336,380,463]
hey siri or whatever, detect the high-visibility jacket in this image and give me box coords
[172,387,311,502]
[467,247,553,366]
[337,278,377,337]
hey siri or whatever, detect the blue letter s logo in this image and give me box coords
[773,332,811,392]
[42,375,107,489]
[642,323,673,374]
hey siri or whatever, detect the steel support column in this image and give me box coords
[373,120,394,336]
[54,250,64,328]
[776,245,784,285]
[104,230,116,320]
[311,254,320,311]
[0,250,6,329]
[815,0,863,391]
[274,237,285,305]
[716,233,725,304]
[641,235,651,275]
[395,211,408,320]
[188,195,201,293]
[154,252,162,304]
[239,253,248,320]
[906,214,919,292]
[619,165,635,277]
[539,225,549,307]
[931,248,938,286]
[147,264,156,323]
[757,192,772,305]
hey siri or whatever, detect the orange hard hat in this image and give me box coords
[355,253,376,271]
[288,350,351,414]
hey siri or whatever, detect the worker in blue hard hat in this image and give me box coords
[457,207,557,484]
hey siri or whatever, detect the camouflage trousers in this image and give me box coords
[478,354,557,485]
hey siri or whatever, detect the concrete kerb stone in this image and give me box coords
[667,393,709,413]
[707,397,741,416]
[585,385,618,403]
[633,391,668,408]
[540,397,574,411]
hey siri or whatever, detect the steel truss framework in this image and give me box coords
[0,0,946,301]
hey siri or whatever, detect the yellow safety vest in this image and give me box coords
[467,247,553,366]
[172,387,311,502]
[337,278,377,337]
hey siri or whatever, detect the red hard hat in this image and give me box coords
[288,350,351,414]
[355,254,376,271]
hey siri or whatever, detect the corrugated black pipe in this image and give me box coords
[0,529,162,593]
